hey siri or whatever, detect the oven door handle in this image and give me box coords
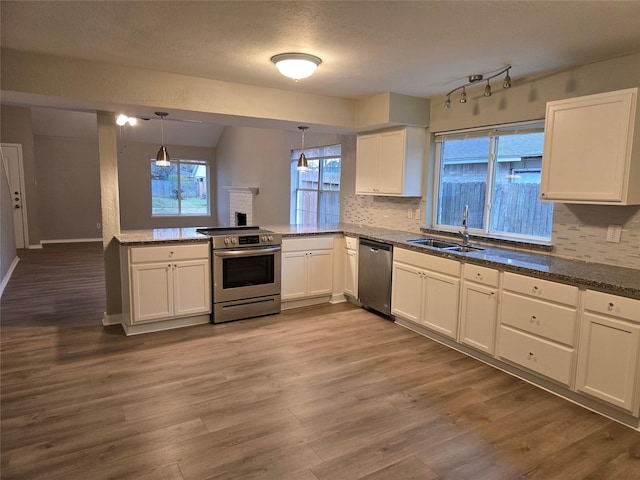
[214,246,281,258]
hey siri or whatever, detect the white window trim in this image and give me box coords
[431,120,550,243]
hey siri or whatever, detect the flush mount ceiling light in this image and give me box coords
[155,112,170,167]
[297,126,309,172]
[444,65,512,109]
[115,114,137,126]
[271,53,322,81]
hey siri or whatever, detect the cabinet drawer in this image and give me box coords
[130,243,210,263]
[584,290,640,322]
[464,264,499,287]
[498,325,574,386]
[503,272,578,306]
[345,236,358,250]
[501,292,577,346]
[283,236,335,252]
[394,248,461,276]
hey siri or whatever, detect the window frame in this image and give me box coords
[431,120,552,243]
[290,144,342,225]
[150,158,211,217]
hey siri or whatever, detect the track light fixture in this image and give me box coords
[443,65,512,108]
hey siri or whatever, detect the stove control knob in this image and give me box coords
[232,237,237,244]
[268,235,274,241]
[261,235,267,242]
[224,237,231,245]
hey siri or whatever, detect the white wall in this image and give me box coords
[215,126,349,226]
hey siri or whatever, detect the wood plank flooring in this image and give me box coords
[2,242,640,479]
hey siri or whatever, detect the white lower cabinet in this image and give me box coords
[122,242,211,333]
[459,264,499,355]
[282,237,334,301]
[392,248,460,339]
[498,272,579,386]
[576,290,640,414]
[344,236,358,299]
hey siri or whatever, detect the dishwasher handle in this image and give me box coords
[359,238,392,252]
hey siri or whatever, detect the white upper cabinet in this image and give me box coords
[540,88,640,204]
[355,127,424,196]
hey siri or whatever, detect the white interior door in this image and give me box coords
[1,144,28,248]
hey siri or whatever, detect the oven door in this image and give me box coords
[213,246,281,303]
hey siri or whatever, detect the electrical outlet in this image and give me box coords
[606,224,622,243]
[407,209,413,219]
[96,222,101,229]
[415,209,421,220]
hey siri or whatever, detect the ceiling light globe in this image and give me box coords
[127,117,137,126]
[116,114,128,126]
[271,53,322,80]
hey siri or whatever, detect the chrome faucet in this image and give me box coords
[459,205,470,246]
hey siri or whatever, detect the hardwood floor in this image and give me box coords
[2,242,640,479]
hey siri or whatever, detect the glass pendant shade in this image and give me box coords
[156,145,170,167]
[297,152,309,172]
[155,112,170,167]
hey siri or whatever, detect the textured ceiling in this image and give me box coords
[1,1,639,145]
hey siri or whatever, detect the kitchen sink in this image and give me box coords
[407,238,485,252]
[407,238,459,249]
[443,245,484,252]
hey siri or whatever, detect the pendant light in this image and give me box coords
[297,126,309,172]
[155,112,170,167]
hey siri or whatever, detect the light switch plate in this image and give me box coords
[606,224,622,243]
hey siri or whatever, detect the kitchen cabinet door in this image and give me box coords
[576,312,640,413]
[423,270,460,339]
[131,263,173,323]
[173,259,211,317]
[460,282,498,354]
[281,251,309,300]
[541,88,640,204]
[355,134,379,194]
[308,249,334,297]
[344,248,358,298]
[377,130,406,194]
[391,261,423,324]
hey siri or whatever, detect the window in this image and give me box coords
[434,122,553,241]
[290,144,341,225]
[151,159,210,216]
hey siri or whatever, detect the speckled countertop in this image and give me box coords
[263,223,640,300]
[115,223,640,300]
[114,228,211,245]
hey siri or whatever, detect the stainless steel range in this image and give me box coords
[197,226,282,323]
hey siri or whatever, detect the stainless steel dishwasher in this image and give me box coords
[358,238,393,316]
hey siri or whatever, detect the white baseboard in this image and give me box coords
[28,243,43,249]
[42,238,102,244]
[0,256,20,299]
[102,312,123,326]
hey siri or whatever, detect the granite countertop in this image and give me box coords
[264,223,640,300]
[114,223,640,300]
[114,228,211,245]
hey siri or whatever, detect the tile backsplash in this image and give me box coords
[342,194,640,269]
[552,203,640,269]
[342,194,426,233]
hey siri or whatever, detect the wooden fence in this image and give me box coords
[439,182,553,236]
